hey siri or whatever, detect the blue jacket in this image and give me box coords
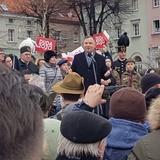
[104,118,148,160]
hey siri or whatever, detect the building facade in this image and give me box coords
[0,2,81,57]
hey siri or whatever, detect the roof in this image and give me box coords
[0,0,79,23]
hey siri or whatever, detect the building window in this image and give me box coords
[133,0,138,10]
[153,20,160,32]
[8,29,14,42]
[133,23,140,36]
[73,32,79,43]
[27,20,32,25]
[53,31,61,40]
[27,30,33,38]
[8,19,13,23]
[153,0,159,7]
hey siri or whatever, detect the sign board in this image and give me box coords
[71,46,84,56]
[93,30,110,49]
[35,36,56,53]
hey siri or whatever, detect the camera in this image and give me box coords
[102,85,126,99]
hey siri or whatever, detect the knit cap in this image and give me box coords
[109,87,146,122]
[141,73,160,93]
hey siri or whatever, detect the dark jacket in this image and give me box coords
[71,52,108,91]
[19,59,39,74]
[128,130,160,160]
[56,154,100,160]
[113,58,127,79]
[104,118,148,160]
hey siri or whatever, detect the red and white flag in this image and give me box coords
[93,30,110,49]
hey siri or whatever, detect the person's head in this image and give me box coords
[57,110,112,159]
[146,68,156,74]
[126,58,135,72]
[20,46,32,63]
[36,58,45,68]
[53,72,85,102]
[0,48,5,62]
[0,63,43,160]
[117,49,126,60]
[83,36,96,53]
[23,70,32,81]
[141,73,160,94]
[145,88,160,110]
[105,58,112,68]
[44,50,57,65]
[117,32,129,60]
[3,54,13,68]
[57,59,68,73]
[110,87,146,123]
[147,96,160,131]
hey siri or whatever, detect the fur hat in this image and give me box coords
[57,59,68,66]
[53,72,85,94]
[20,46,31,54]
[60,110,112,143]
[109,87,146,123]
[117,32,130,52]
[145,88,160,110]
[141,73,160,94]
[44,50,57,62]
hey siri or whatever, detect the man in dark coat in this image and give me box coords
[19,46,39,74]
[71,36,109,92]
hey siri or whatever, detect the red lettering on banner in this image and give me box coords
[35,36,56,53]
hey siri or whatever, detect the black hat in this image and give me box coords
[145,88,160,110]
[60,110,112,143]
[141,73,160,94]
[57,59,68,66]
[117,32,130,52]
[20,46,31,54]
[44,50,57,62]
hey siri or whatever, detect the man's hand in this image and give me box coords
[84,84,106,108]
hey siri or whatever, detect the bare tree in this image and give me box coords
[62,0,132,36]
[15,0,68,37]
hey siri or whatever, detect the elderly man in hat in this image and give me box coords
[121,58,142,91]
[19,46,39,74]
[56,110,112,160]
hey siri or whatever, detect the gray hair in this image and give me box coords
[57,133,105,158]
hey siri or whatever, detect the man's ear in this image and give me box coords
[80,93,84,99]
[98,139,106,160]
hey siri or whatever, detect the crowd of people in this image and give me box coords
[0,33,160,160]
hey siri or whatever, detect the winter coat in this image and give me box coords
[121,70,142,91]
[128,130,160,160]
[39,62,63,93]
[39,62,63,107]
[113,59,127,79]
[104,118,148,160]
[19,58,39,74]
